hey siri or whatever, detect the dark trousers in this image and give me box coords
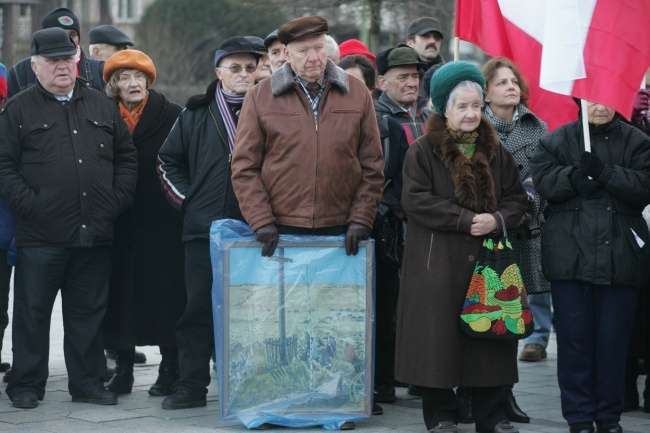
[374,261,399,387]
[552,281,638,425]
[6,246,110,399]
[421,386,508,432]
[0,249,11,363]
[174,239,214,397]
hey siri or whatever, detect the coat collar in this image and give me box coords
[185,78,219,111]
[270,59,350,96]
[426,114,499,213]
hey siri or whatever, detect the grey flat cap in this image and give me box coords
[30,27,77,57]
[89,25,134,46]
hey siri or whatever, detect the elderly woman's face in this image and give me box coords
[116,68,148,108]
[445,87,482,132]
[586,101,615,125]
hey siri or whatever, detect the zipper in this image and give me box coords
[208,105,233,216]
[426,233,433,270]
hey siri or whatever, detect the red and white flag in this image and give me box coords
[455,0,650,131]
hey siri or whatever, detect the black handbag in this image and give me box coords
[372,192,405,269]
[459,212,534,340]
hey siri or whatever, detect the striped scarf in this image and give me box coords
[214,81,245,151]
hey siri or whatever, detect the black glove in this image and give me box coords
[345,222,371,256]
[580,151,606,179]
[255,223,279,257]
[571,169,604,199]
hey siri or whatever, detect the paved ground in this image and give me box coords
[1,292,649,433]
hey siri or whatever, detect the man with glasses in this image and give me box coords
[157,36,261,410]
[7,7,105,97]
[0,28,137,409]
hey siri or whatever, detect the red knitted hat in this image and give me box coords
[339,39,375,63]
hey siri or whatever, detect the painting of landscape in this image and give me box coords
[221,241,373,419]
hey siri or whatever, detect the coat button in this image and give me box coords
[73,130,77,134]
[82,224,87,229]
[605,240,610,245]
[468,255,475,261]
[78,159,82,163]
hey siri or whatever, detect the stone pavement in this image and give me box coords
[1,292,649,433]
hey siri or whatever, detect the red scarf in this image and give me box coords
[119,93,149,134]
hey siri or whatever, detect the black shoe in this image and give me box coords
[12,391,39,409]
[595,419,622,433]
[0,361,10,372]
[3,367,11,383]
[374,385,396,403]
[162,390,207,409]
[407,384,423,396]
[456,387,474,424]
[493,420,519,433]
[502,388,530,423]
[105,370,134,394]
[149,370,179,396]
[105,348,135,394]
[71,388,118,405]
[340,421,355,430]
[570,422,595,433]
[428,420,458,433]
[372,402,384,415]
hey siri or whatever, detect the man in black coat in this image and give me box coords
[157,36,261,410]
[7,7,105,98]
[0,28,138,409]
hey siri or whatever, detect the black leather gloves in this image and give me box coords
[255,223,279,257]
[580,151,605,179]
[571,168,603,199]
[345,222,371,256]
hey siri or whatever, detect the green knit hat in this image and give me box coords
[429,61,486,117]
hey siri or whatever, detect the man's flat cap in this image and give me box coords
[264,29,279,48]
[406,17,444,39]
[30,27,77,58]
[214,36,263,68]
[376,45,426,76]
[89,25,134,46]
[277,16,328,45]
[244,36,267,52]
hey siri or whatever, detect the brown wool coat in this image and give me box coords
[394,114,529,388]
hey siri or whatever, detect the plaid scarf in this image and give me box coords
[215,81,245,151]
[296,72,325,123]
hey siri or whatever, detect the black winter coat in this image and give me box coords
[0,80,138,247]
[158,78,244,241]
[104,89,185,348]
[7,50,105,98]
[531,116,650,288]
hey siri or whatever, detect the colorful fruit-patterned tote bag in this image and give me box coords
[460,212,534,340]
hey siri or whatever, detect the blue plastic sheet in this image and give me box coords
[210,219,375,430]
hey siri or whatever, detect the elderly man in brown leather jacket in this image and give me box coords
[232,15,384,258]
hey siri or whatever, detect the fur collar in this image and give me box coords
[270,59,350,96]
[185,78,219,111]
[426,114,499,213]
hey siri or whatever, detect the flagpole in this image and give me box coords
[454,37,460,61]
[580,99,591,153]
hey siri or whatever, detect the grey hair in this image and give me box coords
[445,80,484,112]
[31,55,38,64]
[326,35,339,59]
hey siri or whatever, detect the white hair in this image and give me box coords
[445,80,484,112]
[31,55,38,64]
[326,35,340,63]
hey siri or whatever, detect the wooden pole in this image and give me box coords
[581,99,591,153]
[454,37,460,62]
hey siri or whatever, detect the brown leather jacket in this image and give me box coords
[232,60,384,232]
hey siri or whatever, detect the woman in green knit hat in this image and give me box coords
[394,61,528,433]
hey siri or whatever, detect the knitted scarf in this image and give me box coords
[446,120,478,158]
[119,92,149,134]
[215,81,245,151]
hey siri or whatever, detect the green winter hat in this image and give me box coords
[429,61,486,117]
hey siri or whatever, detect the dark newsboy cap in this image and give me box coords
[264,29,279,49]
[30,27,77,58]
[214,36,263,68]
[406,17,444,39]
[277,16,328,45]
[244,36,267,52]
[89,25,134,46]
[376,45,426,76]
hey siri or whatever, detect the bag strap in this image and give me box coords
[495,210,507,238]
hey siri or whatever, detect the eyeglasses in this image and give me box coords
[219,64,257,74]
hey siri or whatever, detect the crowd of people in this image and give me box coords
[0,6,649,433]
